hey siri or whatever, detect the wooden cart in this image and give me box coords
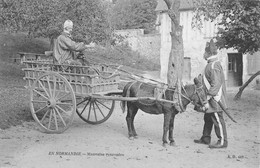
[22,60,123,133]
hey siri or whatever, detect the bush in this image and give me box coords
[83,44,160,71]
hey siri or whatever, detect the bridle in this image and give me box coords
[179,84,207,110]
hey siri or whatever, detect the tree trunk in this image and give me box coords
[162,0,184,111]
[163,0,184,88]
[234,71,260,100]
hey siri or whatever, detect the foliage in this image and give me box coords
[0,0,27,32]
[0,0,159,45]
[111,0,157,30]
[193,0,260,54]
[0,0,111,44]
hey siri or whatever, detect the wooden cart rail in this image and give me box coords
[89,94,176,105]
[14,52,53,63]
[22,61,120,96]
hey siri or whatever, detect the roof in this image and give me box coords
[155,0,195,12]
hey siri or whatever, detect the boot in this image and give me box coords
[194,137,210,145]
[209,140,228,149]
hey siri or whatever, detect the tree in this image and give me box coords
[0,0,28,32]
[193,0,260,54]
[111,0,157,31]
[158,0,184,111]
[234,71,260,100]
[0,0,112,46]
[193,0,260,100]
[162,0,183,88]
[57,0,110,44]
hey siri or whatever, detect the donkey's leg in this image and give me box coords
[162,112,171,147]
[130,107,139,138]
[126,103,138,140]
[169,113,176,146]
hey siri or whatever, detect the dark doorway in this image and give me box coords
[227,53,243,87]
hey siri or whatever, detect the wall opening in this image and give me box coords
[227,53,243,87]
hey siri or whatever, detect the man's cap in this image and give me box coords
[63,20,73,29]
[204,39,218,59]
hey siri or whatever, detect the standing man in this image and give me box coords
[53,20,89,65]
[194,39,228,149]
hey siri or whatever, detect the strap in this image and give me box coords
[203,61,222,101]
[203,60,217,90]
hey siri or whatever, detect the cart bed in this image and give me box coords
[22,60,121,96]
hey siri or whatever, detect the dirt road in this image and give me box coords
[0,88,259,168]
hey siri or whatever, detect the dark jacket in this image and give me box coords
[53,32,87,64]
[203,58,227,113]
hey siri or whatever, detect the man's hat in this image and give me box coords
[204,39,218,59]
[63,20,73,29]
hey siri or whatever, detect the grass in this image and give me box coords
[83,45,160,71]
[0,33,50,129]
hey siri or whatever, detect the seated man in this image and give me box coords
[53,20,89,65]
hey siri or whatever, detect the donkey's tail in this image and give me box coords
[120,101,126,113]
[120,81,135,113]
[120,88,127,113]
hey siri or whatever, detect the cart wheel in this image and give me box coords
[76,97,115,124]
[30,72,76,133]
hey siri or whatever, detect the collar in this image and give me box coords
[207,55,218,63]
[62,31,72,38]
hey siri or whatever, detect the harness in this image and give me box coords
[125,81,206,112]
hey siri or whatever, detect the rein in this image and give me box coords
[180,84,204,108]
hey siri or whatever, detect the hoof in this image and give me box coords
[162,142,168,147]
[134,136,138,139]
[170,141,176,146]
[129,136,135,140]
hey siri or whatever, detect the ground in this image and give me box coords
[0,87,259,168]
[0,33,259,168]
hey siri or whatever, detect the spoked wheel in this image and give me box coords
[29,72,76,133]
[76,97,115,125]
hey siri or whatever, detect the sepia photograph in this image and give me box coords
[0,0,259,167]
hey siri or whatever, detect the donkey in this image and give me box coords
[121,77,208,146]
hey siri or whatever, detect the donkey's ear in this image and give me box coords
[194,77,200,85]
[194,74,203,85]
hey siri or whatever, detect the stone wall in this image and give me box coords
[114,29,160,64]
[137,33,161,63]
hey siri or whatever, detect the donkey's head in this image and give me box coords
[191,75,209,112]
